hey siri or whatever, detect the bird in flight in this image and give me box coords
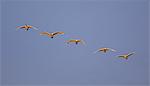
[118,52,135,60]
[17,24,38,31]
[67,39,85,45]
[94,48,116,53]
[40,31,64,38]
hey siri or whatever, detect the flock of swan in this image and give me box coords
[17,24,135,60]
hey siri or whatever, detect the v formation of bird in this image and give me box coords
[17,24,135,60]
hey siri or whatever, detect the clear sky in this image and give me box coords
[1,0,149,86]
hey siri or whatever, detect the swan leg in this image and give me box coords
[75,42,78,45]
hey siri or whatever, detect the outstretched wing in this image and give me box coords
[118,54,130,60]
[80,40,86,45]
[93,49,100,54]
[118,55,125,58]
[16,26,25,29]
[109,48,116,52]
[128,52,135,57]
[32,26,38,30]
[53,32,64,36]
[67,40,76,44]
[40,32,50,35]
[16,26,26,31]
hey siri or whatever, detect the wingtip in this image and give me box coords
[61,32,65,34]
[93,49,100,54]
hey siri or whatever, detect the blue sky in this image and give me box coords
[1,0,149,86]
